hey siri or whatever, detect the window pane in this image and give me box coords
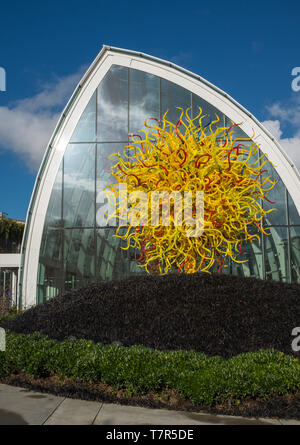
[262,164,287,226]
[161,79,192,125]
[97,142,125,185]
[97,65,128,142]
[217,227,263,280]
[63,143,95,228]
[264,226,289,282]
[193,94,225,131]
[37,228,63,303]
[96,143,126,228]
[288,192,300,225]
[129,69,160,134]
[64,228,95,291]
[96,227,129,281]
[44,164,62,228]
[70,92,96,142]
[225,116,249,139]
[290,226,300,283]
[232,234,264,279]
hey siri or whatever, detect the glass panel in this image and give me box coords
[290,226,300,283]
[37,228,63,303]
[161,79,192,125]
[129,68,160,134]
[44,164,62,228]
[70,92,96,142]
[96,227,129,281]
[96,143,126,228]
[225,115,249,139]
[231,233,264,280]
[193,94,225,131]
[262,164,287,226]
[264,226,289,282]
[224,116,260,164]
[97,65,128,142]
[64,228,95,291]
[288,192,300,225]
[63,143,95,228]
[97,142,126,186]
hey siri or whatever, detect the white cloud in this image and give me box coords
[266,96,300,126]
[0,68,85,171]
[262,97,300,173]
[262,119,283,141]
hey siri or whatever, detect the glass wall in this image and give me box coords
[37,65,300,302]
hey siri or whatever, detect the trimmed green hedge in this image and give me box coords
[0,331,299,406]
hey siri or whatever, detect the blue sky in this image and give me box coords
[1,0,300,220]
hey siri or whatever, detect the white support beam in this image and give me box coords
[0,254,21,268]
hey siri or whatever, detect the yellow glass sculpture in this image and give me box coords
[105,108,277,275]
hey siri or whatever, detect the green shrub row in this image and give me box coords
[0,331,299,406]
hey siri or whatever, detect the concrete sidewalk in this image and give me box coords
[0,383,298,425]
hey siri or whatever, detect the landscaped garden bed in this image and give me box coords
[2,273,300,358]
[1,273,300,419]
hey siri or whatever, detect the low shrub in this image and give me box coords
[3,273,300,358]
[0,331,299,406]
[0,306,21,323]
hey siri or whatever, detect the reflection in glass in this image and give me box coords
[161,79,192,125]
[37,228,63,303]
[98,65,128,142]
[264,226,289,282]
[64,228,95,291]
[96,227,130,281]
[262,164,287,226]
[290,226,300,283]
[70,92,96,142]
[193,94,225,131]
[44,164,62,228]
[129,69,160,134]
[225,116,249,139]
[216,227,264,279]
[288,192,300,225]
[63,144,95,228]
[231,235,264,279]
[97,142,125,186]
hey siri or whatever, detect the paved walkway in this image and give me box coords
[0,383,298,425]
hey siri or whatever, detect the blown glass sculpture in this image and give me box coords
[105,108,277,275]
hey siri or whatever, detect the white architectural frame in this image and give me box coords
[20,45,300,307]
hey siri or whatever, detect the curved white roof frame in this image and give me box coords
[19,45,300,308]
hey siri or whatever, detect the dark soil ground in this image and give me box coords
[2,373,300,420]
[2,273,300,358]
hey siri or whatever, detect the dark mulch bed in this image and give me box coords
[2,373,300,420]
[2,273,300,358]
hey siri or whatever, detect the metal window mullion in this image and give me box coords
[261,226,266,281]
[286,189,292,283]
[127,67,131,273]
[61,157,65,295]
[94,86,98,282]
[159,78,162,122]
[94,142,98,282]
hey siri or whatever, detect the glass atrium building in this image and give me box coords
[19,46,300,307]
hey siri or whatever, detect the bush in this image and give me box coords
[3,273,300,358]
[0,306,21,323]
[0,331,299,406]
